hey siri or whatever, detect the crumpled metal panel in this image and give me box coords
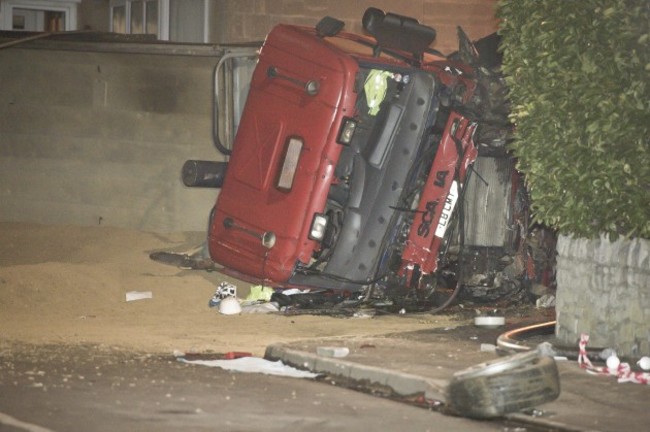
[462,156,514,247]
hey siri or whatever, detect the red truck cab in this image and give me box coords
[188,9,554,305]
[209,23,360,282]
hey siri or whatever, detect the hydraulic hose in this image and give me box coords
[427,280,463,314]
[496,320,556,352]
[496,320,605,362]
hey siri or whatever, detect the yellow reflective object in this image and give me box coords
[364,70,393,116]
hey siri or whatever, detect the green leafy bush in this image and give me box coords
[496,0,650,239]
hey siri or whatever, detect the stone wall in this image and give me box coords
[0,40,254,233]
[212,0,499,54]
[555,235,650,357]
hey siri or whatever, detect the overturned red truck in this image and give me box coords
[183,8,554,311]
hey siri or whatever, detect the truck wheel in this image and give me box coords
[446,351,560,419]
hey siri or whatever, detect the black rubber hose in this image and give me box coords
[427,280,463,314]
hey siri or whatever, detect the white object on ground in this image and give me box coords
[240,302,280,314]
[606,354,621,370]
[535,294,556,308]
[316,346,350,358]
[352,310,375,319]
[218,296,242,315]
[637,356,650,371]
[480,343,497,352]
[126,291,153,302]
[282,288,312,295]
[474,316,505,328]
[180,356,319,378]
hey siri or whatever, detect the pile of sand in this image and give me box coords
[0,222,450,355]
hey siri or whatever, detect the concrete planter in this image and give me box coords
[555,235,650,357]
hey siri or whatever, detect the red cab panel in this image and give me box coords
[208,25,359,282]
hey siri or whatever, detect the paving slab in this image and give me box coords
[265,323,650,432]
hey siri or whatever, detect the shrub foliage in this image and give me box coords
[496,0,650,239]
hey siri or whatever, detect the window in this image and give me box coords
[110,0,159,37]
[168,0,205,43]
[111,5,125,33]
[109,0,208,42]
[0,0,80,31]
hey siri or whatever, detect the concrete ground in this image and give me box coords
[266,322,650,432]
[0,342,528,432]
[2,223,648,431]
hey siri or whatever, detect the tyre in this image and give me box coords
[446,351,560,419]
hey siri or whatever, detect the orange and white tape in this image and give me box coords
[578,333,650,385]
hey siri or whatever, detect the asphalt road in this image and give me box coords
[0,343,515,432]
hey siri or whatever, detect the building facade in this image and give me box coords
[1,0,499,53]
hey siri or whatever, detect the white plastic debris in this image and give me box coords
[126,291,152,302]
[240,302,280,314]
[179,356,319,378]
[480,343,497,352]
[316,347,350,358]
[352,310,375,319]
[474,316,505,328]
[535,294,556,308]
[281,288,311,295]
[637,357,650,371]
